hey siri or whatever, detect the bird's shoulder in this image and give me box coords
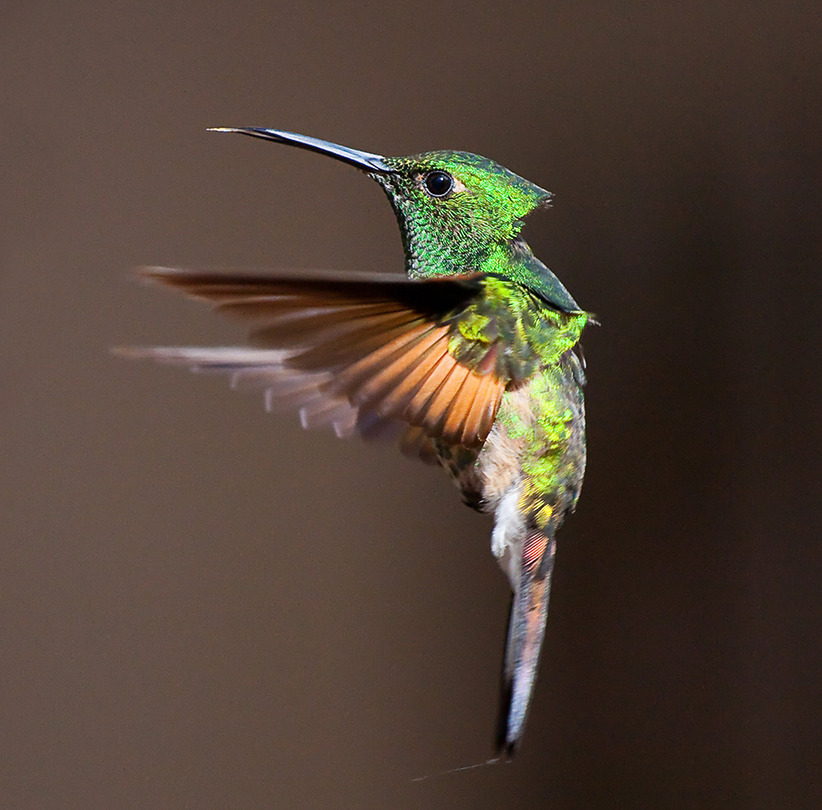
[445,274,588,382]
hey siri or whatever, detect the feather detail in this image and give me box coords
[121,267,513,454]
[498,532,556,756]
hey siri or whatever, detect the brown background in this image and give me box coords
[2,2,820,808]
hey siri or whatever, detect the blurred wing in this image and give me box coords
[120,267,512,451]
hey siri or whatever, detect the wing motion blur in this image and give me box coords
[118,267,513,457]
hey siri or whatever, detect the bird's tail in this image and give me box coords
[497,529,556,756]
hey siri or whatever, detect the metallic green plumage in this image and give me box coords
[375,150,581,312]
[123,129,590,757]
[370,145,589,753]
[374,145,589,754]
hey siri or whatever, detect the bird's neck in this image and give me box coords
[407,235,581,314]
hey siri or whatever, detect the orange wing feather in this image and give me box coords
[129,268,507,450]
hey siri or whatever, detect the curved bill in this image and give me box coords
[208,127,396,173]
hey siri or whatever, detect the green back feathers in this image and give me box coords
[447,277,587,381]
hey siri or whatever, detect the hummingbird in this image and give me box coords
[121,128,589,756]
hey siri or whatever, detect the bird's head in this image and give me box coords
[375,150,551,276]
[211,128,551,278]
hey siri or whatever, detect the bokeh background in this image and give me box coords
[3,2,820,807]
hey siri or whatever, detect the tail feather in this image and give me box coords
[497,531,556,756]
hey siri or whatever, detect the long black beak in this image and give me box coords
[208,127,397,173]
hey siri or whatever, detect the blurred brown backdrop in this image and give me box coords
[2,2,820,808]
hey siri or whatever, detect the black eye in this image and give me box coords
[424,170,454,198]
